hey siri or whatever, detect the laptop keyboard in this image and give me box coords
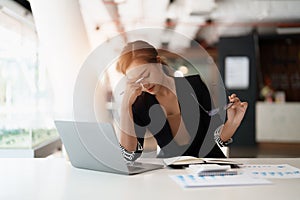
[126,161,163,172]
[127,165,144,171]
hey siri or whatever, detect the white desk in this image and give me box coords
[0,158,300,200]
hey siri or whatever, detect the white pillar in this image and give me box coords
[29,0,91,119]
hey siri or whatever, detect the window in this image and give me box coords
[0,10,57,149]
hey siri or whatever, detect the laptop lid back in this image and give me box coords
[55,121,129,174]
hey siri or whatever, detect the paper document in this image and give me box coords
[240,164,300,179]
[171,174,271,188]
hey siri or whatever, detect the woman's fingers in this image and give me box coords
[227,94,248,110]
[232,101,248,110]
[230,93,236,98]
[123,81,144,106]
[228,94,240,103]
[125,81,142,95]
[240,102,248,110]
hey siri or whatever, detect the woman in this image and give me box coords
[116,40,248,161]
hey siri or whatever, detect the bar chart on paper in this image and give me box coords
[170,174,271,188]
[240,164,300,179]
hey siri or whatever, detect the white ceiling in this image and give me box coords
[2,0,300,50]
[78,0,300,49]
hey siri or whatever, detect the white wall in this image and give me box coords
[256,102,300,143]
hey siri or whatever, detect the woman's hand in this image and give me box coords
[227,94,248,126]
[122,79,143,110]
[220,94,248,142]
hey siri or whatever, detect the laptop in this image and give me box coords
[54,120,164,175]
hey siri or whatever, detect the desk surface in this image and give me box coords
[1,158,300,200]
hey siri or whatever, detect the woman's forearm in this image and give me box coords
[119,106,138,151]
[220,121,240,142]
[120,132,138,152]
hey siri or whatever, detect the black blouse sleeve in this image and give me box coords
[186,75,226,158]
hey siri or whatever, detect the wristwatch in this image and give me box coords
[214,125,233,147]
[215,136,233,147]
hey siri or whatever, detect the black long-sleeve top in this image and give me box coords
[122,75,226,160]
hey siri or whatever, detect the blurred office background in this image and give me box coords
[0,0,300,158]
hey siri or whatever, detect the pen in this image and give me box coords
[119,77,145,95]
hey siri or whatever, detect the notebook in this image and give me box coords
[164,156,205,168]
[164,156,242,169]
[54,120,164,175]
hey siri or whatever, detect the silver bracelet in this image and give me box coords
[214,125,233,147]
